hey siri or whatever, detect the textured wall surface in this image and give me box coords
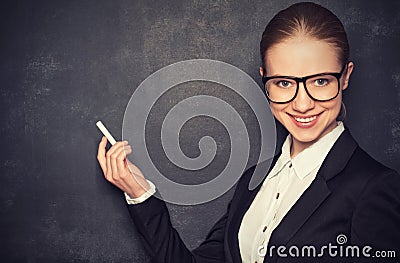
[0,0,399,262]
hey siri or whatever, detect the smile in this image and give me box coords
[289,113,322,128]
[293,115,317,123]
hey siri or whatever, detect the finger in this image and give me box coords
[116,146,132,180]
[109,141,128,181]
[97,136,107,174]
[123,145,132,160]
[106,151,112,181]
[114,143,131,174]
[105,141,123,181]
[122,145,132,171]
[106,141,125,168]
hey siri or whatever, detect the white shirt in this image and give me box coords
[238,121,344,263]
[124,180,156,204]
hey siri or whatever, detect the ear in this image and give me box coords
[259,67,264,77]
[342,61,354,91]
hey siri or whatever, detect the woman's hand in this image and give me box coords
[97,136,150,198]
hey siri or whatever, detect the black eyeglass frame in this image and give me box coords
[262,63,349,104]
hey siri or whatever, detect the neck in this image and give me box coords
[290,140,313,159]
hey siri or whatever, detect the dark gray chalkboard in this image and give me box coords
[1,0,399,262]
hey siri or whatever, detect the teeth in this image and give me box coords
[293,115,317,123]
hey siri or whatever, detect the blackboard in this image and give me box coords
[1,0,399,262]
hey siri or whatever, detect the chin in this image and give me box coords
[291,131,322,144]
[284,119,327,144]
[287,119,337,145]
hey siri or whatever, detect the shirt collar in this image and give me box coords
[267,121,345,180]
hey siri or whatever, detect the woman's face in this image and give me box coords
[260,37,354,147]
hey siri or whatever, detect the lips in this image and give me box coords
[293,115,317,123]
[288,113,322,128]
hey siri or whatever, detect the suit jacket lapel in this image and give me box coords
[317,128,358,181]
[265,129,358,262]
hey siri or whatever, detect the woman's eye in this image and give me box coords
[314,78,329,86]
[277,80,292,88]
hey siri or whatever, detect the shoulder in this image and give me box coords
[350,145,400,193]
[320,127,399,187]
[329,137,400,213]
[348,147,400,250]
[344,144,399,185]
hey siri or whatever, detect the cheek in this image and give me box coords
[319,96,342,115]
[269,103,287,120]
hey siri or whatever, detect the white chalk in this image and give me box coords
[96,121,117,145]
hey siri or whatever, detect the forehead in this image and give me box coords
[265,37,341,76]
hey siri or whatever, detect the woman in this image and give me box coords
[97,2,400,262]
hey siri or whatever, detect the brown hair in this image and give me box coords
[260,2,349,70]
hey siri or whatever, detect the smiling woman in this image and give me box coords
[97,2,400,263]
[261,38,354,157]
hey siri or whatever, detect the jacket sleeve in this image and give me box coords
[126,194,230,263]
[351,169,400,261]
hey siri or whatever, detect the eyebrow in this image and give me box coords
[267,70,339,78]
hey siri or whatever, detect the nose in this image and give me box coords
[292,81,315,113]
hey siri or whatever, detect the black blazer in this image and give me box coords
[127,129,400,263]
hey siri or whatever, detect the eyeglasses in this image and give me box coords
[262,63,348,104]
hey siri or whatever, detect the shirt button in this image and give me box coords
[289,163,292,168]
[276,192,280,199]
[263,225,267,232]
